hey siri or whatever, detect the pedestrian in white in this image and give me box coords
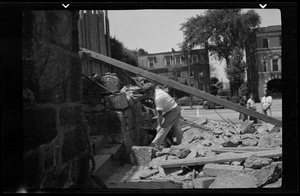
[261,90,273,116]
[143,83,183,149]
[247,93,257,123]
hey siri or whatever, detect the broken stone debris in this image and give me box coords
[108,88,282,189]
[244,155,273,169]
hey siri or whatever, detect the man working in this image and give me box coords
[143,83,183,150]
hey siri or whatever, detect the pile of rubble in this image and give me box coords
[124,118,282,189]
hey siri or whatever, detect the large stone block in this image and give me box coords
[85,112,107,136]
[238,120,254,134]
[105,92,129,110]
[193,177,216,188]
[106,111,126,134]
[245,162,282,187]
[23,150,41,188]
[41,164,71,188]
[131,146,157,166]
[23,107,57,152]
[100,74,121,93]
[59,105,84,128]
[244,155,273,169]
[209,172,258,188]
[62,126,87,163]
[169,145,191,159]
[257,134,282,147]
[203,163,244,177]
[23,11,81,104]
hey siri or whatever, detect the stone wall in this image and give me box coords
[82,73,150,162]
[22,10,91,189]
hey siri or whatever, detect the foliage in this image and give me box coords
[180,9,261,66]
[238,82,249,97]
[218,88,231,97]
[110,36,148,67]
[225,47,247,96]
[210,77,219,85]
[210,63,216,76]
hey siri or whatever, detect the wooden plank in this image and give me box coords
[105,10,111,57]
[159,149,282,168]
[181,118,212,132]
[210,146,278,152]
[106,179,183,189]
[83,49,282,127]
[210,147,279,154]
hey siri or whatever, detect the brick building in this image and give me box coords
[138,48,211,93]
[246,25,282,100]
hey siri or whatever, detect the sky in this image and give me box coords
[108,9,281,82]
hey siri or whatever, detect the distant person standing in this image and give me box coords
[247,93,257,123]
[261,90,273,116]
[239,95,248,122]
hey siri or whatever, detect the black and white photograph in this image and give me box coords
[1,1,298,194]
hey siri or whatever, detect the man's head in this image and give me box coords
[143,83,156,98]
[263,90,269,96]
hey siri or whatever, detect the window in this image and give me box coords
[190,71,194,78]
[263,61,267,72]
[191,55,198,63]
[175,55,181,64]
[148,57,157,68]
[262,38,269,48]
[148,59,154,67]
[272,59,278,71]
[176,71,182,78]
[165,56,172,66]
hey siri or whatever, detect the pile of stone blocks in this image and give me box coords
[128,117,282,189]
[82,73,151,162]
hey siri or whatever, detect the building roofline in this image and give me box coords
[139,49,203,57]
[256,25,281,34]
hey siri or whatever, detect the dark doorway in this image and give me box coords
[267,79,282,99]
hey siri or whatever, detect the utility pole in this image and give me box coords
[187,47,193,108]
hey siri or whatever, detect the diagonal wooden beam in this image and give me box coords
[82,48,282,127]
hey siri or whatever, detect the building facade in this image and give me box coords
[138,48,211,93]
[246,25,282,100]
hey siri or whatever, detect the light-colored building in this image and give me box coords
[246,25,282,100]
[138,48,211,93]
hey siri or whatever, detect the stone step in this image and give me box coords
[90,143,125,182]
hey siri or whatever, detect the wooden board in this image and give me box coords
[210,146,278,153]
[160,149,282,168]
[106,179,182,189]
[83,49,282,127]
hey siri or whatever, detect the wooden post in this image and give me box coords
[82,49,282,127]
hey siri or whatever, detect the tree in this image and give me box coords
[137,48,148,56]
[238,82,249,97]
[110,36,139,67]
[210,63,217,77]
[225,47,247,96]
[210,77,223,95]
[180,9,261,67]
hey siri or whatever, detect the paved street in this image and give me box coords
[181,99,282,125]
